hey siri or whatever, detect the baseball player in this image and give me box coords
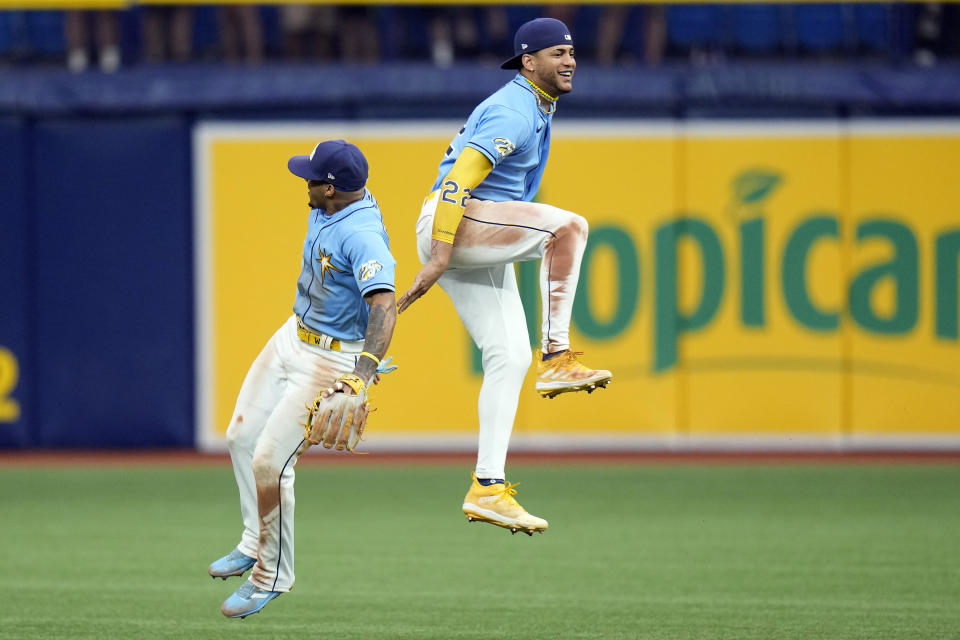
[397,18,612,536]
[209,140,397,618]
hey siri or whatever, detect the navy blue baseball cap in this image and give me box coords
[500,17,573,70]
[288,139,368,191]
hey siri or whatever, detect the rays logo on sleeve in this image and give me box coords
[493,138,516,158]
[317,248,346,289]
[358,259,383,283]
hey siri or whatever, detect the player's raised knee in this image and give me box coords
[568,213,588,239]
[556,212,587,241]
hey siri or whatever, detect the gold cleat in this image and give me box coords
[462,474,548,535]
[535,349,612,399]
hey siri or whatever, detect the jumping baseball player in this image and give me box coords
[397,18,612,536]
[209,139,397,618]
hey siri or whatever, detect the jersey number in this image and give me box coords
[440,180,470,208]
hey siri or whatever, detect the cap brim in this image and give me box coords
[288,155,321,180]
[500,54,523,70]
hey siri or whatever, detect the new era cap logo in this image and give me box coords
[521,43,528,50]
[565,35,571,40]
[327,172,336,180]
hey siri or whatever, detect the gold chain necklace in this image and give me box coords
[524,77,558,115]
[524,77,558,102]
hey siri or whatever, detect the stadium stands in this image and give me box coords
[0,3,952,67]
[24,9,65,57]
[0,12,12,56]
[854,3,894,55]
[667,4,725,55]
[793,3,852,54]
[732,4,784,55]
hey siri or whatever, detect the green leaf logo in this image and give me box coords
[726,169,782,221]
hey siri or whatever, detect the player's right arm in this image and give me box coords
[397,147,492,313]
[430,146,492,244]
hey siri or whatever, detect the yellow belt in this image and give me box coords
[296,318,345,351]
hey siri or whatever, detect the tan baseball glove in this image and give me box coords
[303,374,370,452]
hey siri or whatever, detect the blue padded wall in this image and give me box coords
[31,117,193,447]
[0,118,32,447]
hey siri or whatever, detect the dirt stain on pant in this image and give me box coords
[541,215,587,348]
[250,462,280,585]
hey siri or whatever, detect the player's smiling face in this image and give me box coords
[525,45,576,96]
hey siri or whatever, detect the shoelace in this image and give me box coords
[237,581,257,598]
[566,351,593,372]
[546,350,587,370]
[492,481,522,507]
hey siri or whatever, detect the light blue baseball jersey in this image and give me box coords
[293,190,396,341]
[431,74,552,202]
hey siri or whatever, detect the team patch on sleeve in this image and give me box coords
[358,259,384,283]
[493,138,515,158]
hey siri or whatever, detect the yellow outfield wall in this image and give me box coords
[194,120,960,451]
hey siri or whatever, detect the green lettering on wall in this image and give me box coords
[740,218,765,327]
[782,216,840,330]
[849,219,919,334]
[654,218,725,372]
[573,226,639,340]
[935,230,960,340]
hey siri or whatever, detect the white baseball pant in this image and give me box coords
[416,193,588,479]
[224,314,358,592]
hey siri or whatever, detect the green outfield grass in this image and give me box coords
[1,462,958,639]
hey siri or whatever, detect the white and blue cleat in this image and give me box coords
[208,548,256,580]
[220,580,282,619]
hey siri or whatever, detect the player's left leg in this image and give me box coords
[435,264,548,534]
[436,263,530,479]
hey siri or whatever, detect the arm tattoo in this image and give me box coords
[354,291,397,382]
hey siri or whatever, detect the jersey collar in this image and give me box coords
[315,188,372,220]
[512,74,555,118]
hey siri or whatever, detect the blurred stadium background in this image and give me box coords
[1,0,959,452]
[2,4,959,639]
